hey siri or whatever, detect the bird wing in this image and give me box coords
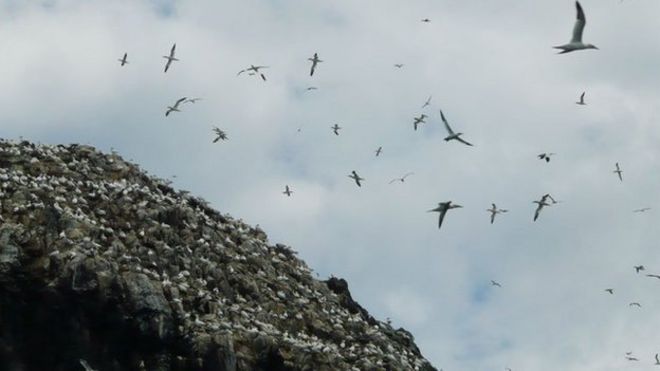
[165,108,172,117]
[440,110,455,135]
[403,172,414,179]
[174,97,187,108]
[456,136,474,146]
[260,73,267,81]
[655,353,659,363]
[388,179,398,184]
[490,211,495,224]
[437,207,448,229]
[164,59,172,72]
[533,203,543,221]
[571,1,586,43]
[170,43,176,56]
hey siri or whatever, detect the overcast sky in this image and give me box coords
[5,0,660,369]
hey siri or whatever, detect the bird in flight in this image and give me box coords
[413,114,427,131]
[634,207,651,213]
[283,185,293,197]
[491,280,502,288]
[537,153,555,163]
[487,204,508,224]
[331,124,342,136]
[533,194,553,221]
[238,65,269,81]
[375,146,382,157]
[576,91,586,105]
[440,110,473,146]
[389,172,414,184]
[625,355,639,361]
[212,127,228,142]
[421,18,430,23]
[306,86,318,91]
[428,201,463,230]
[118,52,128,66]
[604,288,614,294]
[308,53,322,76]
[634,265,645,273]
[163,43,179,73]
[185,97,203,104]
[554,1,598,54]
[655,353,660,365]
[394,63,404,68]
[348,171,365,187]
[165,97,187,116]
[422,95,432,108]
[646,274,660,279]
[629,302,642,308]
[613,163,623,181]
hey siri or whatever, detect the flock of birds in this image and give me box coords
[107,1,660,368]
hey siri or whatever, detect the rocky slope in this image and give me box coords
[0,139,436,371]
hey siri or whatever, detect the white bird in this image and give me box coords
[238,65,269,81]
[165,97,187,116]
[163,43,178,73]
[487,203,508,224]
[348,171,365,187]
[283,185,293,196]
[554,2,598,54]
[118,52,128,66]
[422,95,432,108]
[533,194,552,221]
[308,53,322,76]
[613,162,623,181]
[413,114,427,131]
[576,91,586,105]
[331,124,342,136]
[428,201,463,229]
[389,172,414,184]
[440,110,473,146]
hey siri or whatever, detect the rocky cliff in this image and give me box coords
[0,139,436,371]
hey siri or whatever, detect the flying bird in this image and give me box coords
[613,163,623,181]
[348,171,365,187]
[331,124,342,136]
[428,201,463,230]
[634,265,645,273]
[655,353,659,365]
[421,18,430,23]
[533,194,552,221]
[629,302,642,308]
[440,110,473,146]
[576,91,586,105]
[625,355,639,361]
[389,172,414,184]
[118,52,128,66]
[537,153,555,162]
[375,146,383,157]
[308,53,322,76]
[487,204,508,224]
[283,185,292,197]
[212,127,228,142]
[413,114,427,131]
[422,95,432,108]
[165,97,187,116]
[238,65,268,81]
[491,280,502,288]
[394,64,404,68]
[554,1,598,54]
[604,288,614,294]
[306,86,318,91]
[634,207,651,213]
[163,43,179,73]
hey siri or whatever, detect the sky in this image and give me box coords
[3,0,660,369]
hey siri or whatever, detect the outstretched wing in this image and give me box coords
[439,110,454,135]
[437,208,448,229]
[571,1,586,43]
[456,136,473,146]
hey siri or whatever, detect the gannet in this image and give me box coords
[491,280,502,288]
[348,171,365,187]
[634,207,651,213]
[331,124,342,136]
[283,185,292,196]
[554,2,598,54]
[428,201,462,229]
[394,64,404,68]
[613,162,623,181]
[487,203,508,224]
[118,52,128,66]
[629,302,642,308]
[163,43,178,73]
[605,288,614,294]
[212,127,228,142]
[422,95,432,108]
[625,355,639,361]
[375,146,382,157]
[389,172,414,184]
[238,65,269,81]
[533,194,552,221]
[634,265,645,273]
[440,110,473,146]
[576,91,586,105]
[306,86,318,91]
[537,153,555,162]
[165,97,187,116]
[308,53,322,76]
[413,114,427,131]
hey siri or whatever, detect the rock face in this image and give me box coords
[0,139,436,371]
